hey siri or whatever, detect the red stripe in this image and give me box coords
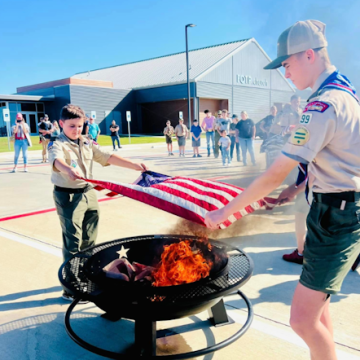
[173,177,241,197]
[164,180,234,205]
[0,164,49,171]
[152,184,218,212]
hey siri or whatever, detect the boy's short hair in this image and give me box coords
[60,104,86,121]
[222,109,228,113]
[204,110,209,114]
[179,118,184,121]
[166,120,171,123]
[220,129,226,134]
[193,119,198,122]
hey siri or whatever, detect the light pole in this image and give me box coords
[185,24,196,131]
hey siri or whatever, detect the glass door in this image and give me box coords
[22,112,38,134]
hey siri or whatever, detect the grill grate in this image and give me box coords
[60,236,252,304]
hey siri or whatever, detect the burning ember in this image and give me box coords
[152,240,212,287]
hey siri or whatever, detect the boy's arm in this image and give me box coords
[107,154,147,172]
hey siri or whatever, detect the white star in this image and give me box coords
[117,245,129,258]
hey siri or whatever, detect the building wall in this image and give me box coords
[69,85,136,134]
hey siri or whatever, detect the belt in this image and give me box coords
[313,192,360,210]
[54,185,92,194]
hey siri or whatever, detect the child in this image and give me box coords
[191,119,202,157]
[174,118,188,157]
[218,130,231,166]
[48,104,148,301]
[163,120,174,156]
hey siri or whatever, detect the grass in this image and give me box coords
[0,135,166,153]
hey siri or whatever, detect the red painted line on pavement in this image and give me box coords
[0,197,119,222]
[206,176,232,181]
[0,163,49,171]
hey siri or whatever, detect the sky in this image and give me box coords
[1,0,360,94]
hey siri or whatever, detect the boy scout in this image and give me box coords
[49,105,147,300]
[205,20,360,360]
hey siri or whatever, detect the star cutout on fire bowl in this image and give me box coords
[117,245,129,258]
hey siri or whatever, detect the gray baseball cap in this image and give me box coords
[264,20,328,70]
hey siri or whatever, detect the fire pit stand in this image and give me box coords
[59,235,254,359]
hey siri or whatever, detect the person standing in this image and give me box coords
[39,114,52,162]
[50,120,61,141]
[229,114,241,162]
[213,110,222,158]
[175,118,188,157]
[109,120,121,151]
[201,110,215,157]
[163,120,175,156]
[205,20,360,360]
[88,117,100,142]
[11,113,30,173]
[82,115,90,136]
[259,106,278,140]
[236,111,256,166]
[191,119,202,158]
[48,104,148,301]
[218,130,231,166]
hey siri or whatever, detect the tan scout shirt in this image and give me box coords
[282,65,360,193]
[174,124,188,136]
[48,133,112,189]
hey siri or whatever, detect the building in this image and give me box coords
[0,38,295,136]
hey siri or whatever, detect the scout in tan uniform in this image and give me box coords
[205,20,360,360]
[49,104,147,301]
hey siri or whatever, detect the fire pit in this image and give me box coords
[59,235,254,358]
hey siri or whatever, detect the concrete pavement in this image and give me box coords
[0,141,359,359]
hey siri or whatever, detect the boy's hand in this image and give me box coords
[276,186,296,205]
[65,167,82,181]
[136,163,148,172]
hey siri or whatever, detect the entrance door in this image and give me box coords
[22,112,38,134]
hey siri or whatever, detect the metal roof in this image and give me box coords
[73,39,250,90]
[0,94,55,101]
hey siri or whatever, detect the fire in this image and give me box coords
[152,240,212,287]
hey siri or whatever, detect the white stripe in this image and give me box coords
[194,178,243,194]
[228,214,237,223]
[160,183,225,208]
[99,181,208,219]
[167,179,235,202]
[0,230,62,258]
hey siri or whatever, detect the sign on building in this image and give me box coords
[91,111,96,120]
[126,111,131,122]
[2,108,10,122]
[179,111,183,119]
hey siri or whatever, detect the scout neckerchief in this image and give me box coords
[296,70,359,203]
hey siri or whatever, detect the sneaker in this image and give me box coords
[24,168,28,173]
[11,168,17,173]
[168,153,171,156]
[193,154,197,158]
[119,146,122,149]
[226,163,229,166]
[197,154,202,157]
[170,153,174,156]
[282,249,303,264]
[179,153,182,157]
[228,162,231,166]
[62,291,89,304]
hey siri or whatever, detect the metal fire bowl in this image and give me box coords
[59,235,253,321]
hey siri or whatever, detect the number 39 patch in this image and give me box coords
[300,113,312,125]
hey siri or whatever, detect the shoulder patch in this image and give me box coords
[304,101,330,113]
[299,113,312,125]
[289,127,310,146]
[48,141,53,150]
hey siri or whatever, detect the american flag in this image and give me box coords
[84,171,276,229]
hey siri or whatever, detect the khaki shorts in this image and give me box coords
[300,200,360,294]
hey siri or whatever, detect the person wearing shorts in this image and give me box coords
[163,120,174,156]
[190,119,202,158]
[205,20,360,360]
[175,118,188,157]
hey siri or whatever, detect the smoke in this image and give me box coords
[166,215,263,240]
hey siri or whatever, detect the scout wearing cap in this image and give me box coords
[204,20,360,359]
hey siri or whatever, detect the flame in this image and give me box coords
[152,240,212,287]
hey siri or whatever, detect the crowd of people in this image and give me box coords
[163,109,257,166]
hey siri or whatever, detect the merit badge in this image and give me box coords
[304,101,329,113]
[70,160,77,168]
[48,141,53,150]
[290,127,310,146]
[300,113,312,125]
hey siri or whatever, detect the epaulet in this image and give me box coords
[304,101,330,113]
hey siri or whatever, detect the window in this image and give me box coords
[21,103,36,112]
[36,103,44,112]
